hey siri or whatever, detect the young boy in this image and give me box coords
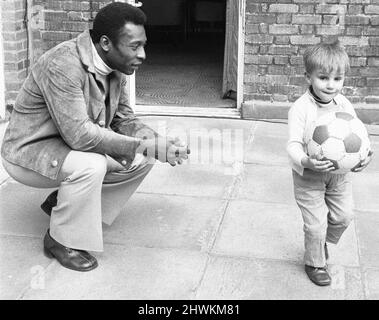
[287,41,372,286]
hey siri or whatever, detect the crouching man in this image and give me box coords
[1,2,189,271]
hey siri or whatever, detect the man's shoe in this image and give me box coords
[305,265,331,286]
[41,190,58,216]
[43,229,98,272]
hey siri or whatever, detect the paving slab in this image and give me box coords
[365,134,379,172]
[164,117,253,168]
[20,245,207,300]
[0,180,53,237]
[252,120,288,138]
[244,134,288,166]
[104,193,227,251]
[212,200,304,262]
[137,163,237,199]
[0,122,8,184]
[0,234,52,300]
[355,210,379,268]
[363,268,379,300]
[352,171,379,212]
[212,200,359,267]
[232,164,295,205]
[195,255,364,300]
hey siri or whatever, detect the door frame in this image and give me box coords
[0,2,5,119]
[128,0,245,114]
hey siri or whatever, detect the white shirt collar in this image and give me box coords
[91,40,114,76]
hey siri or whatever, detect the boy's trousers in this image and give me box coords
[292,169,354,268]
[2,150,154,252]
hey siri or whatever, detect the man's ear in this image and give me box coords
[99,35,112,52]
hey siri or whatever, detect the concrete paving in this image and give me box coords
[0,116,379,300]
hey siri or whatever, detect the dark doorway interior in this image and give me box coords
[136,0,235,108]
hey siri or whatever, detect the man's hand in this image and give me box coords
[139,136,190,166]
[166,136,190,166]
[301,156,335,172]
[352,150,374,172]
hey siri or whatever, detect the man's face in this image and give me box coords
[306,68,345,103]
[105,22,147,75]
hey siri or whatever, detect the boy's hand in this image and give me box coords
[301,156,335,172]
[352,150,374,172]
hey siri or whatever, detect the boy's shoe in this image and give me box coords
[305,265,331,286]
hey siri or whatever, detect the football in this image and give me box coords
[305,111,371,174]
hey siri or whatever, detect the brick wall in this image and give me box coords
[0,0,29,107]
[31,0,111,60]
[244,0,379,105]
[2,0,379,111]
[0,0,112,113]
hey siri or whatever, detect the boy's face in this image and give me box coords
[305,68,345,102]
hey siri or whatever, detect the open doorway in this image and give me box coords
[136,0,236,109]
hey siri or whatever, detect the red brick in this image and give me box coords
[316,25,344,35]
[290,56,304,65]
[244,44,259,55]
[268,45,298,55]
[344,77,366,87]
[246,3,260,13]
[269,4,299,13]
[345,15,370,25]
[245,55,273,65]
[274,35,290,45]
[365,5,379,14]
[44,11,68,21]
[369,37,379,46]
[340,36,369,46]
[259,23,269,34]
[274,55,289,65]
[277,14,292,24]
[246,23,260,34]
[316,5,347,14]
[361,67,379,76]
[372,16,379,26]
[368,58,379,66]
[300,25,314,34]
[269,24,299,34]
[41,31,72,41]
[348,5,363,14]
[290,35,320,45]
[290,76,306,86]
[292,14,321,24]
[323,15,339,25]
[246,13,276,24]
[246,34,274,44]
[350,57,367,67]
[62,21,89,32]
[365,28,379,36]
[346,27,365,36]
[299,4,314,14]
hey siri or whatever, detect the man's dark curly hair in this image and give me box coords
[92,2,146,45]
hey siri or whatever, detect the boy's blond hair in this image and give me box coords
[303,41,350,74]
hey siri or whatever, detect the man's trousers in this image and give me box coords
[2,151,154,251]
